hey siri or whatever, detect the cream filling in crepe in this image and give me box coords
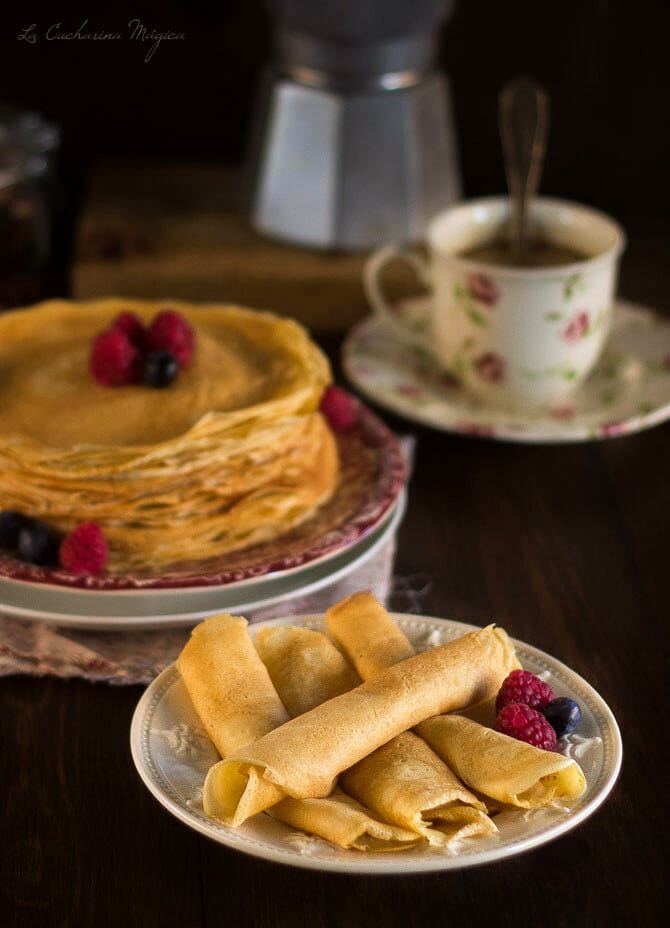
[178,614,419,851]
[0,298,338,570]
[416,715,586,808]
[327,591,586,810]
[204,624,517,826]
[259,623,494,846]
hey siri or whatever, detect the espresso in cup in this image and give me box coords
[364,197,626,408]
[459,239,588,268]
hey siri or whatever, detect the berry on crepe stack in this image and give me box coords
[89,308,195,389]
[0,510,110,575]
[60,523,109,576]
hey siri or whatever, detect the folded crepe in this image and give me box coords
[271,788,419,852]
[204,622,517,826]
[327,591,586,810]
[259,623,495,846]
[179,613,420,851]
[340,733,495,846]
[416,715,586,808]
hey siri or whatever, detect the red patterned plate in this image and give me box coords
[0,398,405,591]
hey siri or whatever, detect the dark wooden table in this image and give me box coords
[1,219,668,927]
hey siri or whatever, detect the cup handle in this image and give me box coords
[363,245,433,351]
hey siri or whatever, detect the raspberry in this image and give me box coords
[146,310,195,368]
[112,311,146,350]
[496,669,555,712]
[60,523,109,575]
[496,703,557,750]
[90,329,142,386]
[320,386,358,431]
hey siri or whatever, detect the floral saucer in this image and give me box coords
[343,299,670,443]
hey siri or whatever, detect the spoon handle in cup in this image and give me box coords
[499,77,550,257]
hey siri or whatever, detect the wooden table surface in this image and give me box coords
[1,218,668,927]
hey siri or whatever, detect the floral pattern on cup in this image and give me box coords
[467,273,500,307]
[563,311,590,342]
[548,405,576,420]
[475,352,506,383]
[440,371,461,390]
[563,273,585,301]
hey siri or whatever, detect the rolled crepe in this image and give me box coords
[259,623,494,846]
[417,715,587,808]
[177,613,290,756]
[340,734,495,846]
[204,624,517,826]
[179,615,421,851]
[256,626,360,717]
[326,591,414,679]
[270,788,420,852]
[328,593,585,810]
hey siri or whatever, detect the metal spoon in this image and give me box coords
[498,77,550,258]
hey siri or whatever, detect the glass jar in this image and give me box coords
[0,105,61,310]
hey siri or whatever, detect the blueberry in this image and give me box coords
[142,350,178,389]
[17,522,60,565]
[0,510,29,550]
[541,697,582,738]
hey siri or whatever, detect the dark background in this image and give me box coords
[1,5,669,927]
[2,0,669,217]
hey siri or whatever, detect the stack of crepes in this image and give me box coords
[0,298,338,571]
[177,592,586,852]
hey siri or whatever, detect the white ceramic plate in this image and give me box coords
[130,613,622,874]
[0,493,404,630]
[343,299,670,442]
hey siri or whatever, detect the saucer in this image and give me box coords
[343,298,670,442]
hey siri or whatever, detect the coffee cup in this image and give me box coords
[364,197,625,408]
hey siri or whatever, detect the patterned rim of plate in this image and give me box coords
[343,300,670,443]
[0,398,405,591]
[130,613,622,875]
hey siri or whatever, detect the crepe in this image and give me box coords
[204,623,517,826]
[325,590,414,679]
[270,789,420,852]
[340,733,495,846]
[256,626,360,717]
[177,613,290,757]
[258,622,494,846]
[327,592,586,810]
[179,613,420,851]
[0,298,338,570]
[416,715,586,808]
